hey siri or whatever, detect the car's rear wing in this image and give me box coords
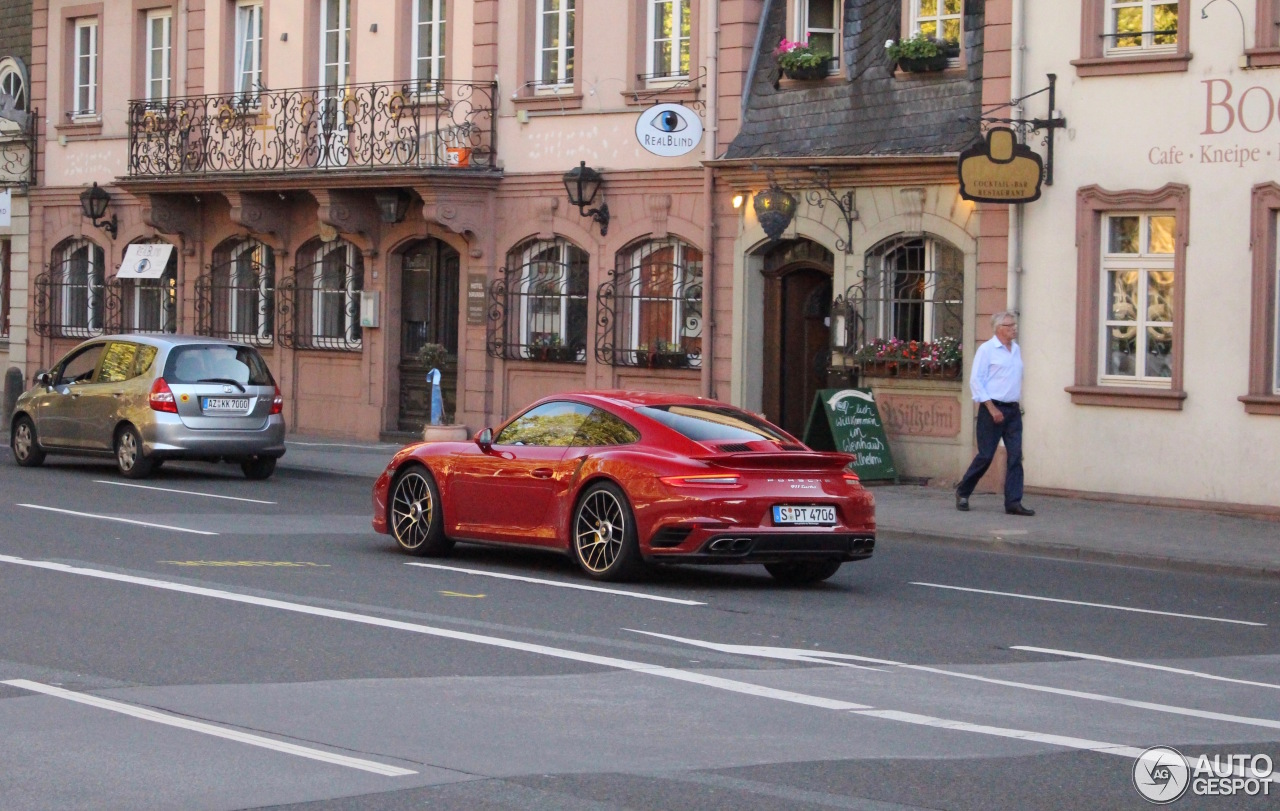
[699,451,856,473]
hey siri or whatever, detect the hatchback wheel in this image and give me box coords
[764,560,842,585]
[572,482,642,581]
[115,425,154,479]
[241,457,276,480]
[11,416,46,467]
[389,465,452,556]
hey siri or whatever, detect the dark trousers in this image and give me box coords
[957,402,1024,507]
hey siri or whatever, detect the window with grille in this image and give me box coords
[36,239,105,338]
[200,238,275,344]
[488,237,588,362]
[596,238,702,368]
[115,240,177,334]
[279,238,363,351]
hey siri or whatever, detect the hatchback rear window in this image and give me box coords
[638,405,790,443]
[165,345,275,386]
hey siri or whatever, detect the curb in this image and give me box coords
[879,527,1280,582]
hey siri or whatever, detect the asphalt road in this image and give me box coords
[0,453,1277,810]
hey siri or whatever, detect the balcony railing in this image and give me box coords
[127,80,496,178]
[0,108,36,187]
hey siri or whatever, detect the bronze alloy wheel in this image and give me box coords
[11,416,46,467]
[390,465,452,556]
[572,482,641,581]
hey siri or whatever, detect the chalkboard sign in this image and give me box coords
[802,388,898,481]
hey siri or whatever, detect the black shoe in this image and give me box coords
[955,492,969,511]
[1005,503,1035,516]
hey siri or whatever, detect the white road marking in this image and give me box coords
[288,441,400,450]
[633,630,1280,734]
[405,562,706,606]
[1012,645,1280,691]
[94,480,277,505]
[17,504,218,536]
[0,554,862,711]
[3,679,416,777]
[910,581,1266,626]
[5,553,1271,775]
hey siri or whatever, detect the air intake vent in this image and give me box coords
[718,443,751,453]
[650,527,694,548]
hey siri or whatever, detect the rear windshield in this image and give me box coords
[164,344,275,387]
[637,405,790,443]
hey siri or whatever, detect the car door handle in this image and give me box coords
[112,391,125,398]
[531,467,554,479]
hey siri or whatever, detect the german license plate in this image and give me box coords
[773,505,837,526]
[202,397,249,411]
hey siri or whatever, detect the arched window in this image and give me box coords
[597,237,702,368]
[113,239,177,334]
[846,235,963,376]
[488,237,588,362]
[0,57,27,112]
[36,239,105,338]
[280,238,363,350]
[202,238,275,344]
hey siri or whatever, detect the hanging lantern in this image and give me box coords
[753,184,797,242]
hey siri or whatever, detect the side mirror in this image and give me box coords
[34,371,52,388]
[476,427,493,452]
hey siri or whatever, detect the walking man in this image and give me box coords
[956,310,1034,516]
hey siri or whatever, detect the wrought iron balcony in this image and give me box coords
[0,109,36,187]
[127,80,496,178]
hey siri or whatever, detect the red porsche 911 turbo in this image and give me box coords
[372,391,875,583]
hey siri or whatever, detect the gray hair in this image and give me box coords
[991,310,1019,329]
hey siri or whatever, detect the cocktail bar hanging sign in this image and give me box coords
[635,103,703,157]
[958,127,1044,204]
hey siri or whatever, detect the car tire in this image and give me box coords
[389,464,453,557]
[11,416,46,468]
[764,560,842,585]
[241,457,276,480]
[114,425,154,479]
[571,481,643,582]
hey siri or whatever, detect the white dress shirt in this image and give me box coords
[970,335,1022,404]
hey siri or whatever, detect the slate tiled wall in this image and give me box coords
[727,0,984,159]
[0,0,32,66]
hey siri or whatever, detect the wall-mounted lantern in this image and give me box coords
[753,184,797,241]
[563,160,610,235]
[79,181,117,238]
[373,189,409,224]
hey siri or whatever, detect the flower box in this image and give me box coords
[782,62,831,81]
[897,54,950,73]
[636,351,691,369]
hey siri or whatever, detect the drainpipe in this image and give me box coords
[1007,0,1026,314]
[701,0,720,399]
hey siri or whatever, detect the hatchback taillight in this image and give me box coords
[149,378,178,413]
[270,385,283,415]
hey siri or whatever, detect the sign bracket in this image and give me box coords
[972,74,1067,185]
[803,167,859,254]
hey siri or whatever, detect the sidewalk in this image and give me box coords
[279,436,1280,580]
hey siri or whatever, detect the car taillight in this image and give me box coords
[270,385,283,415]
[660,475,741,487]
[149,378,178,413]
[843,472,861,485]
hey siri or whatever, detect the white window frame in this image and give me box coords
[320,0,351,90]
[1099,212,1176,387]
[534,0,575,89]
[229,240,273,343]
[234,1,264,102]
[311,240,362,346]
[412,0,447,93]
[795,0,839,67]
[1105,0,1179,55]
[646,0,690,81]
[73,18,98,117]
[867,236,964,343]
[625,239,702,351]
[145,9,173,103]
[910,0,963,46]
[58,239,103,335]
[0,59,26,111]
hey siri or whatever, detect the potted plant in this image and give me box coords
[415,342,449,371]
[885,34,953,73]
[774,38,832,81]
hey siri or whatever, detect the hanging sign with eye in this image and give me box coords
[635,103,703,157]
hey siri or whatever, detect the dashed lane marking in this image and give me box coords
[95,480,277,505]
[910,581,1266,626]
[160,561,330,568]
[439,591,485,598]
[1012,645,1280,691]
[3,679,416,777]
[404,562,706,606]
[17,504,218,536]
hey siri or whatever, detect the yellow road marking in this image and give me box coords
[439,591,485,598]
[160,561,330,567]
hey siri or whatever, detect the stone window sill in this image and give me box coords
[1245,47,1280,68]
[1066,385,1186,409]
[620,86,698,106]
[1239,393,1280,415]
[1071,52,1191,77]
[56,118,103,138]
[512,92,583,113]
[892,65,967,80]
[776,74,842,91]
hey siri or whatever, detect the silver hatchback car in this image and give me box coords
[10,335,286,479]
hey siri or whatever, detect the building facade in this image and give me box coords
[0,0,33,382]
[1015,0,1280,509]
[23,0,756,441]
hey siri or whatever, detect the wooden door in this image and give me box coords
[398,239,460,431]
